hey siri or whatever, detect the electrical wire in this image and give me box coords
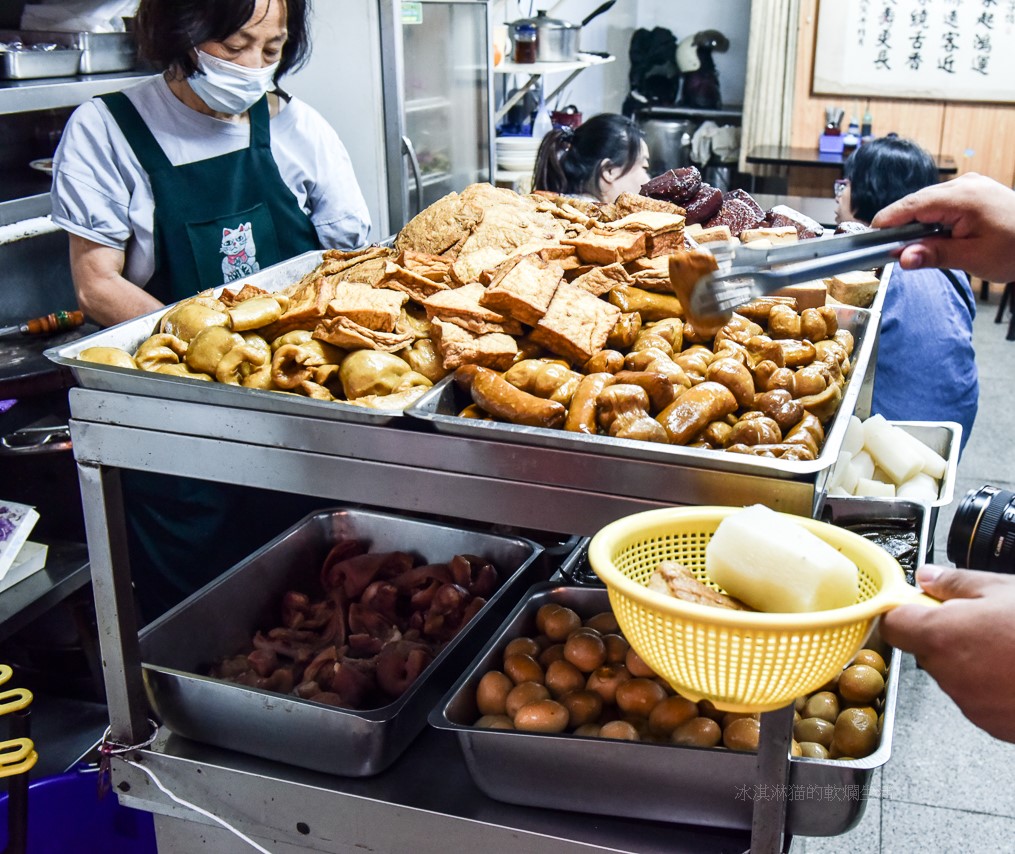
[122,757,274,854]
[100,721,273,854]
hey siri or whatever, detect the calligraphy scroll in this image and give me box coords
[812,0,1015,103]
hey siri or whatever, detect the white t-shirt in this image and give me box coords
[51,74,372,288]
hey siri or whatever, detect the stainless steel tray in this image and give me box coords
[139,507,544,777]
[0,45,82,79]
[556,495,929,586]
[429,583,902,837]
[820,495,930,584]
[2,29,136,73]
[45,249,413,426]
[407,306,879,507]
[831,419,959,547]
[879,420,960,509]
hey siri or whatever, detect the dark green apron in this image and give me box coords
[101,91,324,622]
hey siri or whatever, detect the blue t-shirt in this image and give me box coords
[870,266,978,451]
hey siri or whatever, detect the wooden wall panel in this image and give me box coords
[789,0,823,149]
[940,105,1015,186]
[790,0,945,161]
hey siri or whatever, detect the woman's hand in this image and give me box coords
[880,564,1015,743]
[872,172,1015,283]
[69,234,163,327]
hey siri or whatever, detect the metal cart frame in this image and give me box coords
[68,384,846,853]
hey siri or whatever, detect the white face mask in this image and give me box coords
[189,49,280,115]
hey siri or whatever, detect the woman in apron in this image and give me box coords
[51,0,371,621]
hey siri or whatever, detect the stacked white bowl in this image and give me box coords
[495,134,543,174]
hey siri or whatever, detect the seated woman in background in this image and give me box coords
[531,113,650,204]
[837,135,978,451]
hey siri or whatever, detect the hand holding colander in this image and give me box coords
[588,506,938,713]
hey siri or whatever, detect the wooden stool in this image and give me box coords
[997,281,1015,340]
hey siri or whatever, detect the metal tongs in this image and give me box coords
[689,222,948,321]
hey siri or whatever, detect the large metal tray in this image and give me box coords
[0,45,82,79]
[45,249,413,426]
[429,582,902,837]
[1,29,136,73]
[407,306,879,511]
[139,507,544,777]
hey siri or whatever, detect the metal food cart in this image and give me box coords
[58,256,890,854]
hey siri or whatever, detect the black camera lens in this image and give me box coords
[947,486,1015,573]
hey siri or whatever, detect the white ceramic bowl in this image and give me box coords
[495,136,542,150]
[496,157,536,172]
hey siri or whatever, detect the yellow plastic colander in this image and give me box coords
[588,506,937,713]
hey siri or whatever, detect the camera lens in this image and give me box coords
[947,486,1015,573]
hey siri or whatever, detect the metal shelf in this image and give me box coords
[0,540,89,643]
[420,169,451,187]
[0,70,153,116]
[404,95,452,114]
[494,54,615,123]
[0,191,50,226]
[494,53,614,75]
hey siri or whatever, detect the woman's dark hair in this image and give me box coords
[135,0,311,80]
[532,114,646,200]
[844,134,939,223]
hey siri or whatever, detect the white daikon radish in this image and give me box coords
[863,423,923,484]
[838,460,859,494]
[828,448,852,489]
[897,471,940,502]
[855,478,896,498]
[872,467,894,485]
[842,415,864,457]
[893,429,948,480]
[829,485,851,497]
[853,450,876,481]
[706,505,859,613]
[860,413,891,445]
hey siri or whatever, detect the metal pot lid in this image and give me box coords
[511,10,579,32]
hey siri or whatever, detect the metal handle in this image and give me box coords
[733,222,947,271]
[755,237,932,290]
[581,0,616,27]
[0,424,71,455]
[402,135,424,219]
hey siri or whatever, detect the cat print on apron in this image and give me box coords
[219,221,259,282]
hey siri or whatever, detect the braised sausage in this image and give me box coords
[612,370,677,413]
[455,365,566,428]
[656,381,738,444]
[564,373,617,434]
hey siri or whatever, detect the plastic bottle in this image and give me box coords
[532,91,553,140]
[861,103,873,142]
[843,117,861,149]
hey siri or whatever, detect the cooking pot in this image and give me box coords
[510,0,615,63]
[638,116,697,174]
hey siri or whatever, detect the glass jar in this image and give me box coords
[512,23,538,63]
